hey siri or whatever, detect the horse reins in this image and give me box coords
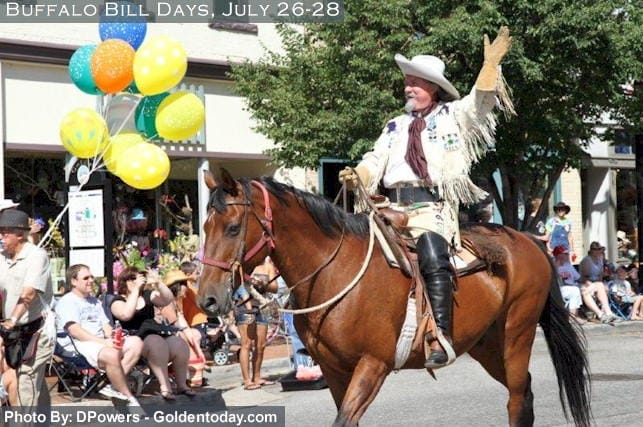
[201,180,275,292]
[201,180,375,315]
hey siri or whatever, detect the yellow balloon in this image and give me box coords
[133,35,187,96]
[155,91,205,141]
[115,142,170,190]
[103,132,146,174]
[59,108,109,159]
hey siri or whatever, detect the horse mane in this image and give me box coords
[209,176,369,238]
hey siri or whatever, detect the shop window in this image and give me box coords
[112,176,200,275]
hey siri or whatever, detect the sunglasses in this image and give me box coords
[0,228,21,235]
[80,275,94,280]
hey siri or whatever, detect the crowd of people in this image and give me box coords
[0,201,287,408]
[534,200,641,323]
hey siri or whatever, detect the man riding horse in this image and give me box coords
[340,27,513,369]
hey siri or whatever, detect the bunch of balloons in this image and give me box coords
[61,4,205,190]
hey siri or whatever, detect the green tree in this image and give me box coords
[231,0,643,228]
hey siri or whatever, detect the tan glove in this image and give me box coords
[476,26,512,91]
[338,165,370,191]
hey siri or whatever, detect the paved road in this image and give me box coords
[221,322,643,426]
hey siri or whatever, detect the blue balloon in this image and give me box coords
[99,21,147,50]
[68,44,102,95]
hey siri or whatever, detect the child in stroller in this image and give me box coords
[203,312,241,366]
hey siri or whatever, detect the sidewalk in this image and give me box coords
[50,342,293,407]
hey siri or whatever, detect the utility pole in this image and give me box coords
[636,134,643,287]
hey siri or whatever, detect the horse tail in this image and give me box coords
[532,236,592,427]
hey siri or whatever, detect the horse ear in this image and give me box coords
[203,170,218,190]
[220,168,238,196]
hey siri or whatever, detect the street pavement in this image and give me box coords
[48,321,643,426]
[266,320,643,426]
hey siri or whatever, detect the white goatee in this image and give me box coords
[404,99,415,113]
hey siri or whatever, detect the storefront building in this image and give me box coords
[559,121,637,264]
[0,23,314,285]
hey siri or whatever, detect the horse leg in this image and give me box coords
[468,324,535,427]
[318,362,351,410]
[333,355,389,427]
[502,327,537,427]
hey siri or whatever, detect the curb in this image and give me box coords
[53,358,293,407]
[535,319,643,338]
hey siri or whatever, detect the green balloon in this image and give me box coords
[69,45,102,95]
[134,92,169,139]
[125,80,140,94]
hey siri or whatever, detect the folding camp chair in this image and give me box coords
[608,291,633,319]
[48,334,108,402]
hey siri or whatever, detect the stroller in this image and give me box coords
[202,316,240,366]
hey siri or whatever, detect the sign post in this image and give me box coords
[65,159,114,293]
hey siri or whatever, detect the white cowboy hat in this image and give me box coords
[0,199,19,211]
[617,230,631,245]
[394,54,460,101]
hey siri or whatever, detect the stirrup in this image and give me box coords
[425,331,456,369]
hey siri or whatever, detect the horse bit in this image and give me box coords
[200,181,276,293]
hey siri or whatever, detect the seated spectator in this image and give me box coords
[609,265,637,304]
[179,262,209,343]
[110,266,195,400]
[0,291,16,406]
[0,337,17,406]
[630,295,643,320]
[579,241,609,283]
[578,242,620,323]
[553,246,585,324]
[55,264,143,406]
[159,270,208,388]
[628,264,639,294]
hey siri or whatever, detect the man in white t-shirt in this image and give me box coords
[552,245,584,323]
[55,264,143,405]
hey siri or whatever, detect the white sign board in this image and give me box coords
[69,248,105,278]
[68,189,105,248]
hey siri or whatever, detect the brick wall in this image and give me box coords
[560,168,584,257]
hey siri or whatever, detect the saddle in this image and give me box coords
[373,200,487,279]
[369,197,493,371]
[344,184,500,370]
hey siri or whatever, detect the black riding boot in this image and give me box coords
[416,231,455,369]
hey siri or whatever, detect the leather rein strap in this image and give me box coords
[200,179,353,313]
[201,180,275,282]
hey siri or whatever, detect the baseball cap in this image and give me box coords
[553,246,569,257]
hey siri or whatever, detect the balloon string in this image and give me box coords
[143,133,159,143]
[37,157,103,252]
[92,95,142,171]
[42,94,141,252]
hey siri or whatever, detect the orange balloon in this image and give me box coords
[90,39,135,94]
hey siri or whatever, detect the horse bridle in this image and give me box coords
[199,179,347,298]
[200,180,275,291]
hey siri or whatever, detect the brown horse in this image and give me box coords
[198,169,592,427]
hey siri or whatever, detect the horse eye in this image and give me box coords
[225,223,241,236]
